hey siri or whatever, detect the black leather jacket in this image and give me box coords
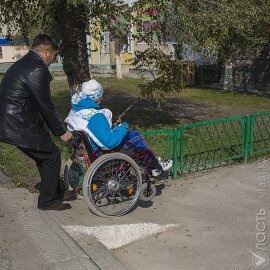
[0,50,66,152]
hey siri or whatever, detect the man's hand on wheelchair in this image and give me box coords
[61,130,73,142]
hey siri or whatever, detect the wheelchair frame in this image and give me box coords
[64,131,165,217]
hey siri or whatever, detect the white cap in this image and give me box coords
[81,79,103,101]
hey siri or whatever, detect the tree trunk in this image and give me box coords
[223,59,233,91]
[55,1,91,96]
[114,37,123,79]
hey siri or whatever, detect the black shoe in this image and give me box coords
[38,201,72,211]
[61,190,78,201]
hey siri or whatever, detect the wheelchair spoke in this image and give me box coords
[94,169,110,182]
[114,159,125,173]
[85,154,142,216]
[116,189,128,201]
[118,166,132,183]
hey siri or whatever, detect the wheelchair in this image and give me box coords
[63,131,167,217]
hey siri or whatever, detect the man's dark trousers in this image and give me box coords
[17,143,63,208]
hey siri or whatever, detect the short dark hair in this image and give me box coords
[31,34,58,51]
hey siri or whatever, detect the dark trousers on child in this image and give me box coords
[117,130,160,170]
[116,146,159,170]
[17,143,63,208]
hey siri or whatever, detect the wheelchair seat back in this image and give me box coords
[71,131,96,162]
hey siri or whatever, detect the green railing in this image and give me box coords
[179,116,247,172]
[142,112,270,179]
[249,112,270,155]
[142,129,173,161]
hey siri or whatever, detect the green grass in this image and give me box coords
[50,80,71,119]
[180,87,270,110]
[1,76,270,185]
[50,77,270,124]
[96,76,142,94]
[0,143,39,186]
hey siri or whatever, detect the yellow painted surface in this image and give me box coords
[122,52,134,64]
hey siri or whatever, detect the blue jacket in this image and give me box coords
[65,92,128,150]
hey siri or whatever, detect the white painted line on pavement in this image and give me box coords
[64,223,181,249]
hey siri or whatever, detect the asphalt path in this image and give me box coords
[0,159,269,270]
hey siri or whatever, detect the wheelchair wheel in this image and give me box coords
[63,158,85,199]
[83,153,142,217]
[140,182,156,202]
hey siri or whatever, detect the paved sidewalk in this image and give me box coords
[1,159,269,270]
[55,159,270,270]
[0,187,99,270]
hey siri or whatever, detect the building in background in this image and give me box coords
[89,0,176,77]
[0,38,28,63]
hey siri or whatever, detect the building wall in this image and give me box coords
[89,36,174,66]
[88,2,175,67]
[233,47,270,95]
[0,45,28,63]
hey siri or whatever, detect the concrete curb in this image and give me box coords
[68,234,128,270]
[0,187,99,269]
[49,212,128,270]
[21,209,100,270]
[0,184,128,270]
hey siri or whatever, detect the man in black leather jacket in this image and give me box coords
[0,34,75,211]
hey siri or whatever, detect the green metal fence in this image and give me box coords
[142,112,270,179]
[249,112,270,155]
[178,116,249,177]
[142,129,173,160]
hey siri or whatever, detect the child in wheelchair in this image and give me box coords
[65,79,173,186]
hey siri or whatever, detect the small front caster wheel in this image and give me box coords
[140,182,156,201]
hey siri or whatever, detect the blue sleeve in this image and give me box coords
[87,113,128,149]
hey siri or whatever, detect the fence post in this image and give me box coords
[167,130,171,160]
[243,115,250,163]
[179,126,184,172]
[173,128,178,180]
[249,116,255,156]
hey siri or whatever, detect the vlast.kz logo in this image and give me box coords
[250,250,269,269]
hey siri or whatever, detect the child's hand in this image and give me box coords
[120,122,129,129]
[113,118,121,127]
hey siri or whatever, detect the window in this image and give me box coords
[121,30,132,52]
[0,47,3,59]
[102,32,110,54]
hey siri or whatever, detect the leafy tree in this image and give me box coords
[129,0,185,99]
[90,1,132,80]
[0,0,128,94]
[131,0,270,94]
[1,0,268,97]
[0,0,179,98]
[133,48,184,100]
[168,0,270,90]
